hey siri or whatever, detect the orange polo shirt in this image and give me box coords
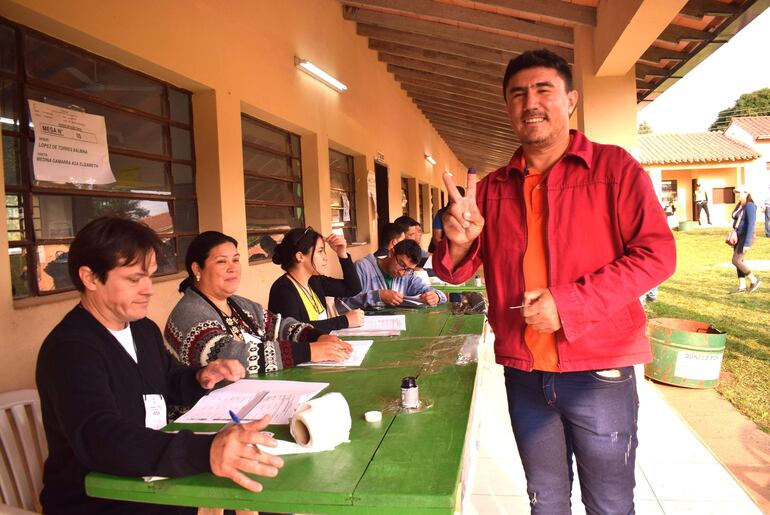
[522,163,559,371]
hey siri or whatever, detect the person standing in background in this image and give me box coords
[728,185,761,294]
[694,183,711,225]
[765,186,770,238]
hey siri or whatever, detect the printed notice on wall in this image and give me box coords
[673,351,723,381]
[28,100,115,185]
[341,192,351,222]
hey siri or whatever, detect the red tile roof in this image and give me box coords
[728,116,770,140]
[638,132,760,166]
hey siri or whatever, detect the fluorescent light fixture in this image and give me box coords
[425,154,437,165]
[295,57,347,92]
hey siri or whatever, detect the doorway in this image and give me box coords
[374,161,389,246]
[691,178,698,222]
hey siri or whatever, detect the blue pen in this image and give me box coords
[228,410,242,427]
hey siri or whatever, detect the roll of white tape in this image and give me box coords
[290,392,351,449]
[364,410,382,423]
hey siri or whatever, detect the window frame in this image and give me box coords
[240,113,304,264]
[2,17,198,298]
[328,148,357,243]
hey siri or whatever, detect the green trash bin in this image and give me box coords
[644,318,726,388]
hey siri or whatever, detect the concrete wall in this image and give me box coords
[0,0,466,392]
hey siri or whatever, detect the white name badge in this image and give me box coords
[143,394,167,430]
[243,332,261,344]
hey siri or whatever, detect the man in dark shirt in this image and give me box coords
[373,222,405,258]
[36,217,284,514]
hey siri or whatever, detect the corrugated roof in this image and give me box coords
[729,116,770,140]
[638,132,760,166]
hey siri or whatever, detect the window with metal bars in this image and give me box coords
[1,18,198,299]
[241,114,304,263]
[329,148,357,243]
[401,177,409,217]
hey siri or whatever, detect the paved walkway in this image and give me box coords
[464,335,763,514]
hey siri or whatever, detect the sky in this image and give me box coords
[637,7,770,133]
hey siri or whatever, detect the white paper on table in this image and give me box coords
[174,379,328,425]
[331,314,405,336]
[299,340,373,367]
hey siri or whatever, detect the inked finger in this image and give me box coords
[466,167,478,201]
[442,171,464,203]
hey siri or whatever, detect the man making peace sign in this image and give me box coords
[433,49,676,514]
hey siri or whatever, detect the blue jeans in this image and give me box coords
[504,366,639,514]
[765,207,769,237]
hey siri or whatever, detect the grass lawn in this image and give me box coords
[645,225,770,433]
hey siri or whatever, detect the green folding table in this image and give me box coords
[86,305,486,514]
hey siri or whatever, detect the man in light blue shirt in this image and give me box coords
[339,239,446,309]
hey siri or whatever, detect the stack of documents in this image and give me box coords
[175,379,329,425]
[331,314,406,337]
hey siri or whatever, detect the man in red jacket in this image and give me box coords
[433,49,676,513]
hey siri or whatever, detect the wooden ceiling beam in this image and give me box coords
[657,24,712,44]
[342,6,574,62]
[413,100,512,129]
[446,149,509,169]
[427,110,511,132]
[342,0,573,44]
[357,24,516,65]
[438,134,516,156]
[466,0,595,28]
[680,0,739,19]
[408,92,508,121]
[402,83,506,112]
[398,78,505,105]
[378,53,501,87]
[640,46,689,63]
[429,116,515,139]
[636,63,670,80]
[415,101,512,127]
[388,65,503,96]
[427,115,516,141]
[370,40,507,77]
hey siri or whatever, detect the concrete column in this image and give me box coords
[573,27,638,152]
[301,133,331,234]
[191,89,246,241]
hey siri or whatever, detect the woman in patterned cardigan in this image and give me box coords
[165,231,351,375]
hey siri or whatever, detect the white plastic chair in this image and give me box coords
[0,389,47,513]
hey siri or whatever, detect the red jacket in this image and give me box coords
[434,130,676,372]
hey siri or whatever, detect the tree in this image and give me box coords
[709,88,770,131]
[638,121,653,134]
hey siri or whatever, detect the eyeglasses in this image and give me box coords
[395,257,417,274]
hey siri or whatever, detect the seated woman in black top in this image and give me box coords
[269,227,364,333]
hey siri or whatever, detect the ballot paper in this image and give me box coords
[331,314,405,337]
[175,379,328,425]
[298,340,373,367]
[400,295,428,308]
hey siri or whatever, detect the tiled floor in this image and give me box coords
[463,335,763,515]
